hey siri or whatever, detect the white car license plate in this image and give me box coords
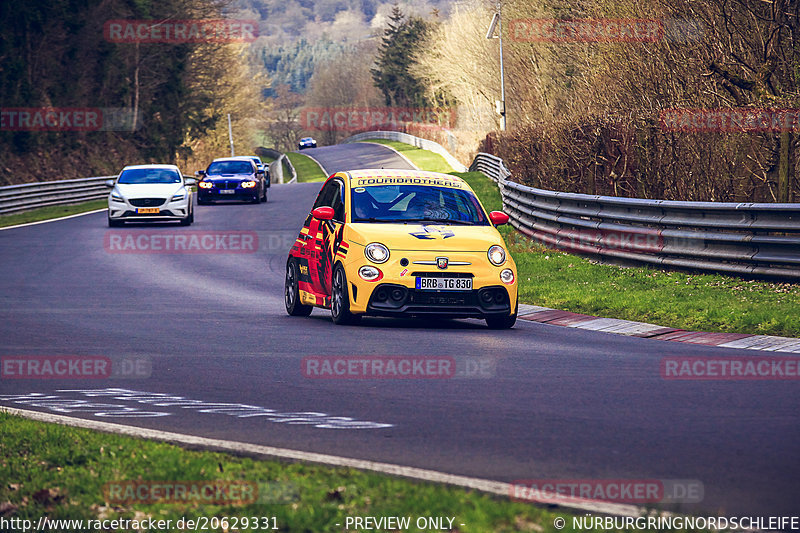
[416,277,472,291]
[220,189,235,194]
[136,207,160,214]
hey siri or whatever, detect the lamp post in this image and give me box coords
[227,113,235,156]
[486,2,507,131]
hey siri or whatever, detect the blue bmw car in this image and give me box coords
[195,157,268,204]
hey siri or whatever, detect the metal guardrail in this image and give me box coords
[0,176,114,215]
[470,152,800,279]
[0,174,197,216]
[342,131,468,172]
[267,154,297,185]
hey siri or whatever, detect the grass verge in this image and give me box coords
[453,171,800,337]
[0,411,629,533]
[286,151,327,182]
[359,139,455,173]
[0,199,107,229]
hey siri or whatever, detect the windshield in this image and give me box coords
[117,168,181,184]
[351,184,488,225]
[207,161,253,175]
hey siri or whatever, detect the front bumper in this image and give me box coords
[108,198,190,221]
[198,187,257,201]
[343,248,518,317]
[365,283,513,318]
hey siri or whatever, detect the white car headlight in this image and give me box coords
[364,243,390,264]
[488,245,506,266]
[171,193,185,202]
[111,192,124,203]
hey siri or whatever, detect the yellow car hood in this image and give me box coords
[348,222,505,252]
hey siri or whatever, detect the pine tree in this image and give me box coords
[371,4,430,108]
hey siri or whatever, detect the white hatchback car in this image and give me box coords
[106,164,196,227]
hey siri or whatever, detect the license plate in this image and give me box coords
[416,277,472,291]
[136,207,160,214]
[220,189,235,194]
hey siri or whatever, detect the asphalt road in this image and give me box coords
[296,142,416,174]
[1,146,798,519]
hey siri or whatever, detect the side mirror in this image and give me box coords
[312,206,335,221]
[489,211,509,225]
[195,170,206,177]
[184,178,197,186]
[104,179,115,187]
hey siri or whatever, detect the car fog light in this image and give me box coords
[500,268,515,284]
[359,266,383,281]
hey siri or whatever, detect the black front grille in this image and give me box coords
[409,291,472,306]
[218,180,240,190]
[129,198,166,207]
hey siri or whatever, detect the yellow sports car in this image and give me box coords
[285,169,518,328]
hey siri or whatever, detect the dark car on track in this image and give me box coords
[196,157,268,204]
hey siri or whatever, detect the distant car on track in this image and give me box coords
[298,137,317,150]
[245,155,271,185]
[195,156,268,204]
[285,169,518,328]
[106,164,195,227]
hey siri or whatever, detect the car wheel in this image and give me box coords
[107,215,123,227]
[331,264,360,325]
[485,301,517,329]
[285,259,313,317]
[262,185,268,202]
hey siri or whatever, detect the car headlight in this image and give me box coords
[111,193,124,203]
[241,180,257,188]
[488,245,506,266]
[364,243,390,264]
[500,268,515,284]
[198,181,213,189]
[171,193,185,202]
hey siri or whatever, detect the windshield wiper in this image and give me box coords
[399,218,475,225]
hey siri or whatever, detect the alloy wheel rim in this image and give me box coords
[286,265,296,307]
[332,270,343,316]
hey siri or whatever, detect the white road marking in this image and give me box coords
[2,405,647,518]
[0,208,107,231]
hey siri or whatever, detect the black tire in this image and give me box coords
[108,216,123,227]
[331,264,360,325]
[285,259,313,317]
[262,186,268,202]
[485,301,517,329]
[179,207,193,226]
